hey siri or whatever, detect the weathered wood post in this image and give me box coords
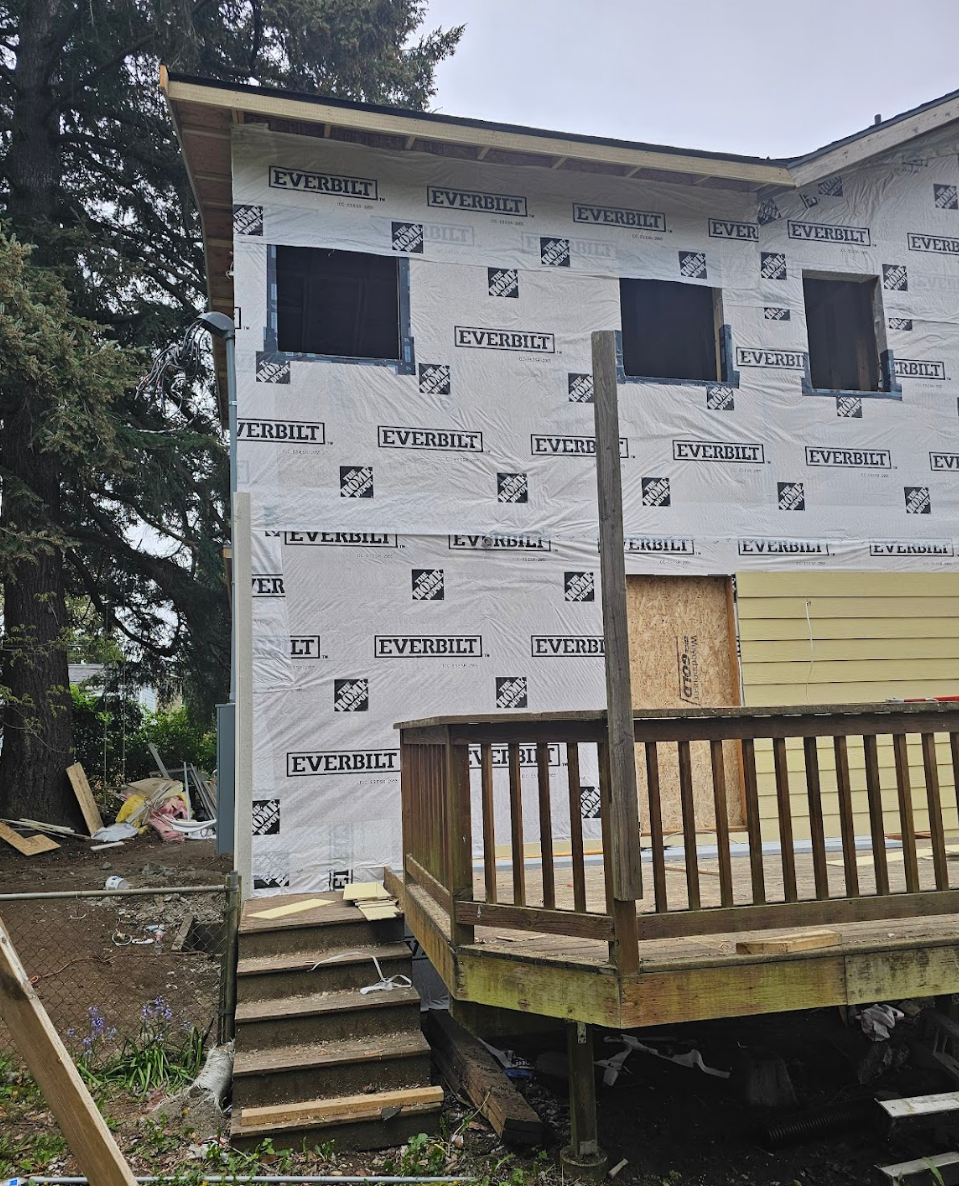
[591,329,643,968]
[562,1021,607,1179]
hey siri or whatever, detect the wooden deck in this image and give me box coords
[392,702,959,1031]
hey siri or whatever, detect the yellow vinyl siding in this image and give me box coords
[736,571,959,843]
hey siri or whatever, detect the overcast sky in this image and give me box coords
[424,0,959,160]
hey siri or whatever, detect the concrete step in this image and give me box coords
[234,984,422,1049]
[239,893,403,958]
[236,944,411,1003]
[232,1031,433,1109]
[231,1085,444,1153]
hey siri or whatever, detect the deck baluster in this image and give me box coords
[508,741,526,906]
[741,737,766,904]
[480,743,497,903]
[833,736,859,898]
[645,742,668,912]
[921,733,949,891]
[676,740,701,910]
[773,737,798,902]
[893,733,921,893]
[709,740,734,908]
[803,737,829,900]
[566,743,588,913]
[863,735,890,896]
[537,743,556,909]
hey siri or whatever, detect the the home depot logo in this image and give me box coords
[642,477,671,507]
[418,363,451,395]
[283,532,398,547]
[764,307,791,321]
[290,636,321,658]
[836,396,862,418]
[888,317,913,331]
[340,466,373,498]
[254,859,290,890]
[572,203,667,231]
[738,539,831,555]
[252,799,280,835]
[907,233,959,255]
[412,568,445,601]
[679,251,707,279]
[488,267,519,298]
[269,167,378,199]
[757,198,782,225]
[531,636,605,657]
[870,540,954,556]
[805,447,891,468]
[930,452,959,471]
[540,237,570,266]
[564,571,595,601]
[905,486,931,514]
[883,263,908,291]
[935,184,959,210]
[568,373,594,403]
[706,385,735,411]
[377,425,484,452]
[532,435,628,457]
[673,439,765,463]
[449,533,551,551]
[624,536,695,554]
[427,186,528,216]
[255,353,290,384]
[778,481,805,511]
[788,221,870,246]
[334,678,369,712]
[391,221,424,253]
[252,574,285,597]
[287,750,399,775]
[497,472,528,503]
[455,326,555,352]
[580,786,601,819]
[708,218,757,241]
[495,676,528,709]
[233,204,263,235]
[238,419,325,443]
[735,348,805,369]
[374,635,483,657]
[760,252,787,280]
[894,359,946,379]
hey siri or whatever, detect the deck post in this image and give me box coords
[562,1021,608,1179]
[445,726,475,949]
[592,330,642,966]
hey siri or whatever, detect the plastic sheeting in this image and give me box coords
[231,121,959,891]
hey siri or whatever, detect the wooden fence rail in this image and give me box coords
[398,702,959,967]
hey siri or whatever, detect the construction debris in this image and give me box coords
[66,762,104,836]
[0,820,60,857]
[424,1009,543,1147]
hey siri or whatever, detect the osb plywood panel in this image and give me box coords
[626,575,744,834]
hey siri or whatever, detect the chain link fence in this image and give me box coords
[0,878,239,1064]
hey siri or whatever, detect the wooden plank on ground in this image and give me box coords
[876,1151,959,1185]
[424,1009,543,1146]
[236,1085,444,1129]
[735,930,840,955]
[0,821,59,856]
[66,763,104,835]
[0,915,137,1186]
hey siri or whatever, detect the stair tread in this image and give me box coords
[241,891,385,934]
[237,942,410,977]
[234,1031,430,1077]
[236,984,420,1024]
[232,1085,444,1135]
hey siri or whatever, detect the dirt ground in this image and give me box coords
[0,836,953,1183]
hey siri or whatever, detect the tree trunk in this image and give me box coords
[0,0,78,826]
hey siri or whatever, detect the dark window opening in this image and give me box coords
[803,276,879,392]
[275,246,400,359]
[620,278,720,382]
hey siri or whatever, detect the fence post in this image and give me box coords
[218,871,241,1045]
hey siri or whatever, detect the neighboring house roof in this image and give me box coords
[159,68,959,414]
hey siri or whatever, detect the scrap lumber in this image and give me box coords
[343,881,391,902]
[66,762,104,835]
[0,915,137,1186]
[235,1085,445,1131]
[0,820,59,857]
[875,1151,959,1185]
[424,1009,543,1147]
[735,929,840,955]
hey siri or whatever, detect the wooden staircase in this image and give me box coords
[230,891,443,1151]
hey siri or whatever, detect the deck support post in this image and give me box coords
[562,1021,608,1180]
[592,329,642,971]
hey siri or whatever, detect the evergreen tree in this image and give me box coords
[0,1,463,822]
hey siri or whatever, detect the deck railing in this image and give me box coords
[397,702,959,970]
